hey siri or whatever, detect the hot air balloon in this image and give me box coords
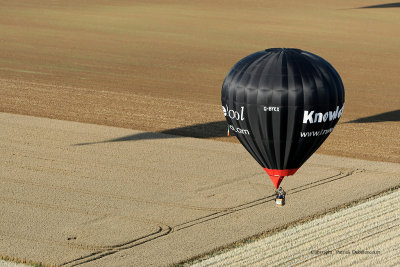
[221,48,345,204]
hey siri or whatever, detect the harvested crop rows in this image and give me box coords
[192,189,400,266]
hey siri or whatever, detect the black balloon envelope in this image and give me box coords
[221,48,345,189]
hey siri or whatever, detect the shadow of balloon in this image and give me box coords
[74,120,229,146]
[346,110,400,123]
[358,2,400,8]
[162,121,228,138]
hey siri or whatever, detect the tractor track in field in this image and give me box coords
[60,169,360,266]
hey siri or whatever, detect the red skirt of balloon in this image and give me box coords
[264,168,298,189]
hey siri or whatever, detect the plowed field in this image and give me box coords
[1,0,399,163]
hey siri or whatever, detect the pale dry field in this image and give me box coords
[1,113,399,266]
[0,0,399,163]
[191,189,400,266]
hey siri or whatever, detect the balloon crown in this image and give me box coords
[265,48,303,53]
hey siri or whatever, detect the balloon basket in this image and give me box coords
[275,198,285,206]
[275,187,286,207]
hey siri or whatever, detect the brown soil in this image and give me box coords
[1,0,399,163]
